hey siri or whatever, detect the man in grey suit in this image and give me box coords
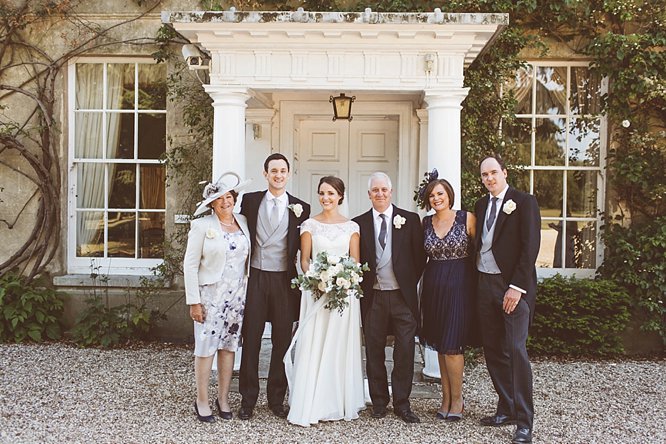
[238,153,310,420]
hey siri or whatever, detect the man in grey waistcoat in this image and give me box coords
[238,153,310,420]
[353,172,426,423]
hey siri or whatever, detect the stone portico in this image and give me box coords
[163,9,508,210]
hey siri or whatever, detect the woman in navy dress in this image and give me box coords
[419,178,476,421]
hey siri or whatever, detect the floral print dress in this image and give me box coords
[193,230,249,357]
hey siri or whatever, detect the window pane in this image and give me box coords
[140,165,166,209]
[567,170,597,217]
[77,164,106,208]
[138,64,167,110]
[574,221,597,268]
[76,64,103,110]
[139,212,165,258]
[535,117,566,166]
[569,118,600,166]
[534,170,563,216]
[138,113,166,159]
[107,63,135,110]
[504,118,532,165]
[106,113,134,159]
[508,65,533,114]
[108,211,135,257]
[511,168,531,196]
[75,113,103,158]
[571,67,602,115]
[537,220,557,268]
[77,211,104,257]
[546,219,578,268]
[108,164,136,209]
[536,66,566,115]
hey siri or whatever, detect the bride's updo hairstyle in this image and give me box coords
[318,176,346,204]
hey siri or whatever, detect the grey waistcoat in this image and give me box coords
[373,227,400,290]
[250,198,289,272]
[476,215,501,274]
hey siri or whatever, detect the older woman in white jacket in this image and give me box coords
[184,173,251,422]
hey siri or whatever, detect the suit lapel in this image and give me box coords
[492,187,513,243]
[359,209,376,269]
[390,205,404,261]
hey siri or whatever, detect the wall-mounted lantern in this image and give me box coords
[329,93,356,121]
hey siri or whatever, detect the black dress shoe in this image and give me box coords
[512,427,532,443]
[480,414,515,427]
[238,406,253,420]
[371,406,388,419]
[396,408,420,423]
[215,399,233,420]
[194,402,216,423]
[269,404,289,418]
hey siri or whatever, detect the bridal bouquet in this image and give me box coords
[291,251,370,314]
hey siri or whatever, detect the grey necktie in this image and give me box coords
[486,197,499,231]
[378,214,387,250]
[270,197,280,229]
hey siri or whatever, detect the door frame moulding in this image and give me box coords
[279,100,416,207]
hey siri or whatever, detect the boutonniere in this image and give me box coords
[503,199,517,215]
[205,228,218,239]
[393,215,407,229]
[288,203,304,218]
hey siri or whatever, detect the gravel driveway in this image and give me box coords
[0,343,663,443]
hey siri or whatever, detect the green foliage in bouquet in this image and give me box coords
[292,251,370,314]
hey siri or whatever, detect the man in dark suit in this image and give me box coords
[474,155,540,444]
[238,153,310,420]
[353,172,426,423]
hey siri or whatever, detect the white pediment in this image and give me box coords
[163,9,508,92]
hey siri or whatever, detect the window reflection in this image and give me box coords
[107,212,136,257]
[569,118,600,166]
[535,118,566,166]
[536,66,566,115]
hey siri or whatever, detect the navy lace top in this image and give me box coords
[423,211,470,261]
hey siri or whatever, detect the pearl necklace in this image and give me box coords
[218,218,235,227]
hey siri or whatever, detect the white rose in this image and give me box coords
[205,228,218,239]
[328,255,340,265]
[621,120,631,128]
[503,199,517,215]
[319,270,330,282]
[336,277,351,289]
[317,281,327,292]
[393,215,406,229]
[290,203,304,217]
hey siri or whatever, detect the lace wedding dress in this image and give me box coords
[284,218,366,427]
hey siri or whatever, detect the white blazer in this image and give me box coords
[183,213,251,305]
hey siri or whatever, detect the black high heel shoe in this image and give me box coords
[446,399,465,422]
[216,399,233,420]
[194,402,216,423]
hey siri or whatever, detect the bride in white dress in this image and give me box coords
[284,176,366,427]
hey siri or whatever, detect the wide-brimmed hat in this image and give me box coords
[193,172,251,217]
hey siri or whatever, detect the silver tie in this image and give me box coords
[270,197,280,229]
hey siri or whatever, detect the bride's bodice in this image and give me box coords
[300,219,359,257]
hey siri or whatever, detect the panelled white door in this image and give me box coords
[295,115,399,217]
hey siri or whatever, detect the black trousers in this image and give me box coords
[363,289,416,412]
[239,268,295,409]
[477,272,534,430]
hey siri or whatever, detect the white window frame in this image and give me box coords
[66,57,166,275]
[511,61,607,279]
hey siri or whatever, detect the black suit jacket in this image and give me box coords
[240,190,311,284]
[474,187,540,321]
[353,205,426,325]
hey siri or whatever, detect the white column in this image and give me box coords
[423,88,469,210]
[204,86,250,180]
